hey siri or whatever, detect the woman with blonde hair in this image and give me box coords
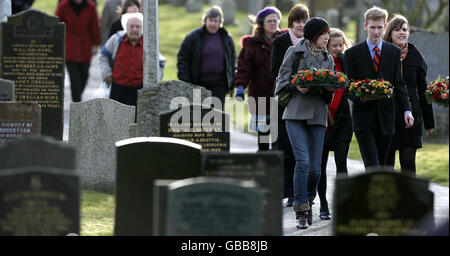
[317,28,352,221]
[235,7,282,151]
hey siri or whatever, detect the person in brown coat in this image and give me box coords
[234,6,282,151]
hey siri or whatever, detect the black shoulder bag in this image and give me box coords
[276,52,302,107]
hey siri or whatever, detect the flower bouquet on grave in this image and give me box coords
[425,76,449,107]
[291,68,349,95]
[347,79,394,99]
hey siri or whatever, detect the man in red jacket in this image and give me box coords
[56,0,100,102]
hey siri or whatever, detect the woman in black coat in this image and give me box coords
[316,28,353,220]
[270,3,310,207]
[384,15,435,175]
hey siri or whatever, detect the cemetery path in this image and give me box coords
[63,54,449,236]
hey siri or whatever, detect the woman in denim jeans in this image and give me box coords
[274,18,335,229]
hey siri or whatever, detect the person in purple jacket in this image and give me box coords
[177,5,236,110]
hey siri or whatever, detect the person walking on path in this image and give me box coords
[99,12,143,108]
[100,0,121,46]
[275,18,335,229]
[343,6,413,169]
[317,28,352,221]
[177,5,236,110]
[270,3,310,207]
[235,6,282,151]
[384,14,435,176]
[56,0,100,102]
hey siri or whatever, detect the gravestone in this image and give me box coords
[0,166,79,236]
[0,102,40,143]
[0,78,14,101]
[0,0,11,22]
[114,137,202,236]
[333,170,434,236]
[0,9,65,140]
[201,151,283,235]
[185,0,203,13]
[160,104,230,152]
[211,0,236,25]
[68,98,135,192]
[136,80,211,137]
[171,0,187,6]
[160,177,263,236]
[0,136,76,170]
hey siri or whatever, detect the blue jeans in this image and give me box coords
[285,120,326,206]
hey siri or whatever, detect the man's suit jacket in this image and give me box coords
[344,41,411,135]
[270,31,292,80]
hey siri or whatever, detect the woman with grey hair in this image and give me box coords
[177,5,236,110]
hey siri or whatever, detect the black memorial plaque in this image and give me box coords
[160,104,230,152]
[0,9,65,140]
[0,102,41,143]
[333,170,434,236]
[0,167,79,236]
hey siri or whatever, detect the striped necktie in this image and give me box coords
[373,46,381,72]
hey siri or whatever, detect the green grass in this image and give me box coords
[346,134,449,186]
[80,190,114,236]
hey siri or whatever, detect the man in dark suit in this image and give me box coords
[270,3,310,207]
[344,6,414,169]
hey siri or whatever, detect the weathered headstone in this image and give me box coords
[211,0,237,25]
[0,102,40,143]
[136,80,211,137]
[185,0,203,12]
[0,9,65,140]
[68,98,135,192]
[114,137,202,235]
[171,0,187,6]
[0,136,76,170]
[0,166,79,236]
[160,104,230,152]
[159,177,263,236]
[201,151,283,235]
[333,170,434,236]
[0,78,14,101]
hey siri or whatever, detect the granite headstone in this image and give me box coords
[68,98,135,192]
[0,136,76,170]
[0,166,79,236]
[114,137,202,235]
[201,151,283,235]
[0,9,65,140]
[136,80,211,137]
[163,177,263,236]
[0,102,40,143]
[0,78,14,101]
[160,104,230,152]
[333,169,434,236]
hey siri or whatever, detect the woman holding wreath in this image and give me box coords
[274,18,335,229]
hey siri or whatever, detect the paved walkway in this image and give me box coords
[63,54,449,236]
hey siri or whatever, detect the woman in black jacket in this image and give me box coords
[317,28,352,220]
[384,15,435,175]
[177,5,236,109]
[270,3,310,207]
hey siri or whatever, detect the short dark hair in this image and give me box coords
[384,14,409,43]
[202,5,224,27]
[288,4,310,28]
[118,0,142,15]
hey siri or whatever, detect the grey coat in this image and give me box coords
[275,39,334,126]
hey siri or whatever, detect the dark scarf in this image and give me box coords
[69,0,87,16]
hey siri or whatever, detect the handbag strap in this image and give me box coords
[291,52,304,77]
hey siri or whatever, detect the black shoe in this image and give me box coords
[286,197,294,207]
[319,203,331,220]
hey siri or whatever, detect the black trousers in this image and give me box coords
[354,116,393,169]
[66,62,90,102]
